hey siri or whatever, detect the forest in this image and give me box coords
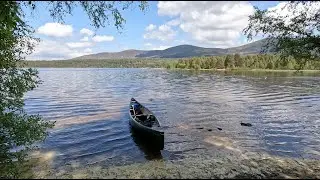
[24,54,320,70]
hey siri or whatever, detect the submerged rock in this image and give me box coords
[240,122,252,127]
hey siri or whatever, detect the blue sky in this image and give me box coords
[24,1,280,60]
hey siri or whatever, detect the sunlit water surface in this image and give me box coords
[24,68,320,168]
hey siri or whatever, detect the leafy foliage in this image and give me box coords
[1,1,148,178]
[243,1,320,69]
[23,1,148,30]
[0,1,54,178]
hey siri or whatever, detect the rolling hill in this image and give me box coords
[72,39,272,60]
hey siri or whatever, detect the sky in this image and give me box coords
[24,1,282,60]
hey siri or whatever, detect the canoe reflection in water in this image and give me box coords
[129,125,163,160]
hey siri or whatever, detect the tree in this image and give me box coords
[194,64,201,70]
[216,57,225,69]
[189,59,195,69]
[0,1,148,178]
[224,54,234,69]
[243,1,320,69]
[194,58,201,68]
[234,53,244,67]
[209,57,216,69]
[266,61,274,69]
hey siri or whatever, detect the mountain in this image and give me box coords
[73,50,147,60]
[136,45,228,58]
[72,39,271,60]
[226,38,271,54]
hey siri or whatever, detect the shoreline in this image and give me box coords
[23,66,320,73]
[173,68,320,73]
[21,151,320,179]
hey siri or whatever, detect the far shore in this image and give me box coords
[24,66,320,73]
[177,68,320,72]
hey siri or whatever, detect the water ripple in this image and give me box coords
[24,68,320,169]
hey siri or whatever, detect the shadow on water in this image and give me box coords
[129,124,163,160]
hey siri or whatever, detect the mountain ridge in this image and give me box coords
[72,39,271,60]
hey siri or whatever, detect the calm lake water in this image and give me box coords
[24,68,320,169]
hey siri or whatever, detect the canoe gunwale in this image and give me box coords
[129,98,164,135]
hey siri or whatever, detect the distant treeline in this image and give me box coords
[24,54,320,70]
[23,58,178,68]
[171,54,320,70]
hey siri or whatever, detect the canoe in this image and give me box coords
[129,98,164,150]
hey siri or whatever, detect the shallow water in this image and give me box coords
[24,68,320,169]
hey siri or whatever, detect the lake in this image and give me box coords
[24,68,320,169]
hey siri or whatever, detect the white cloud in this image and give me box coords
[144,43,152,47]
[66,42,93,48]
[152,46,171,50]
[233,2,320,40]
[209,40,243,48]
[266,2,320,32]
[174,39,188,44]
[80,28,94,36]
[92,35,114,42]
[27,40,93,60]
[157,1,255,47]
[158,1,186,16]
[145,24,157,31]
[143,43,171,50]
[83,48,93,53]
[37,23,73,37]
[80,36,89,42]
[143,24,176,41]
[166,19,180,26]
